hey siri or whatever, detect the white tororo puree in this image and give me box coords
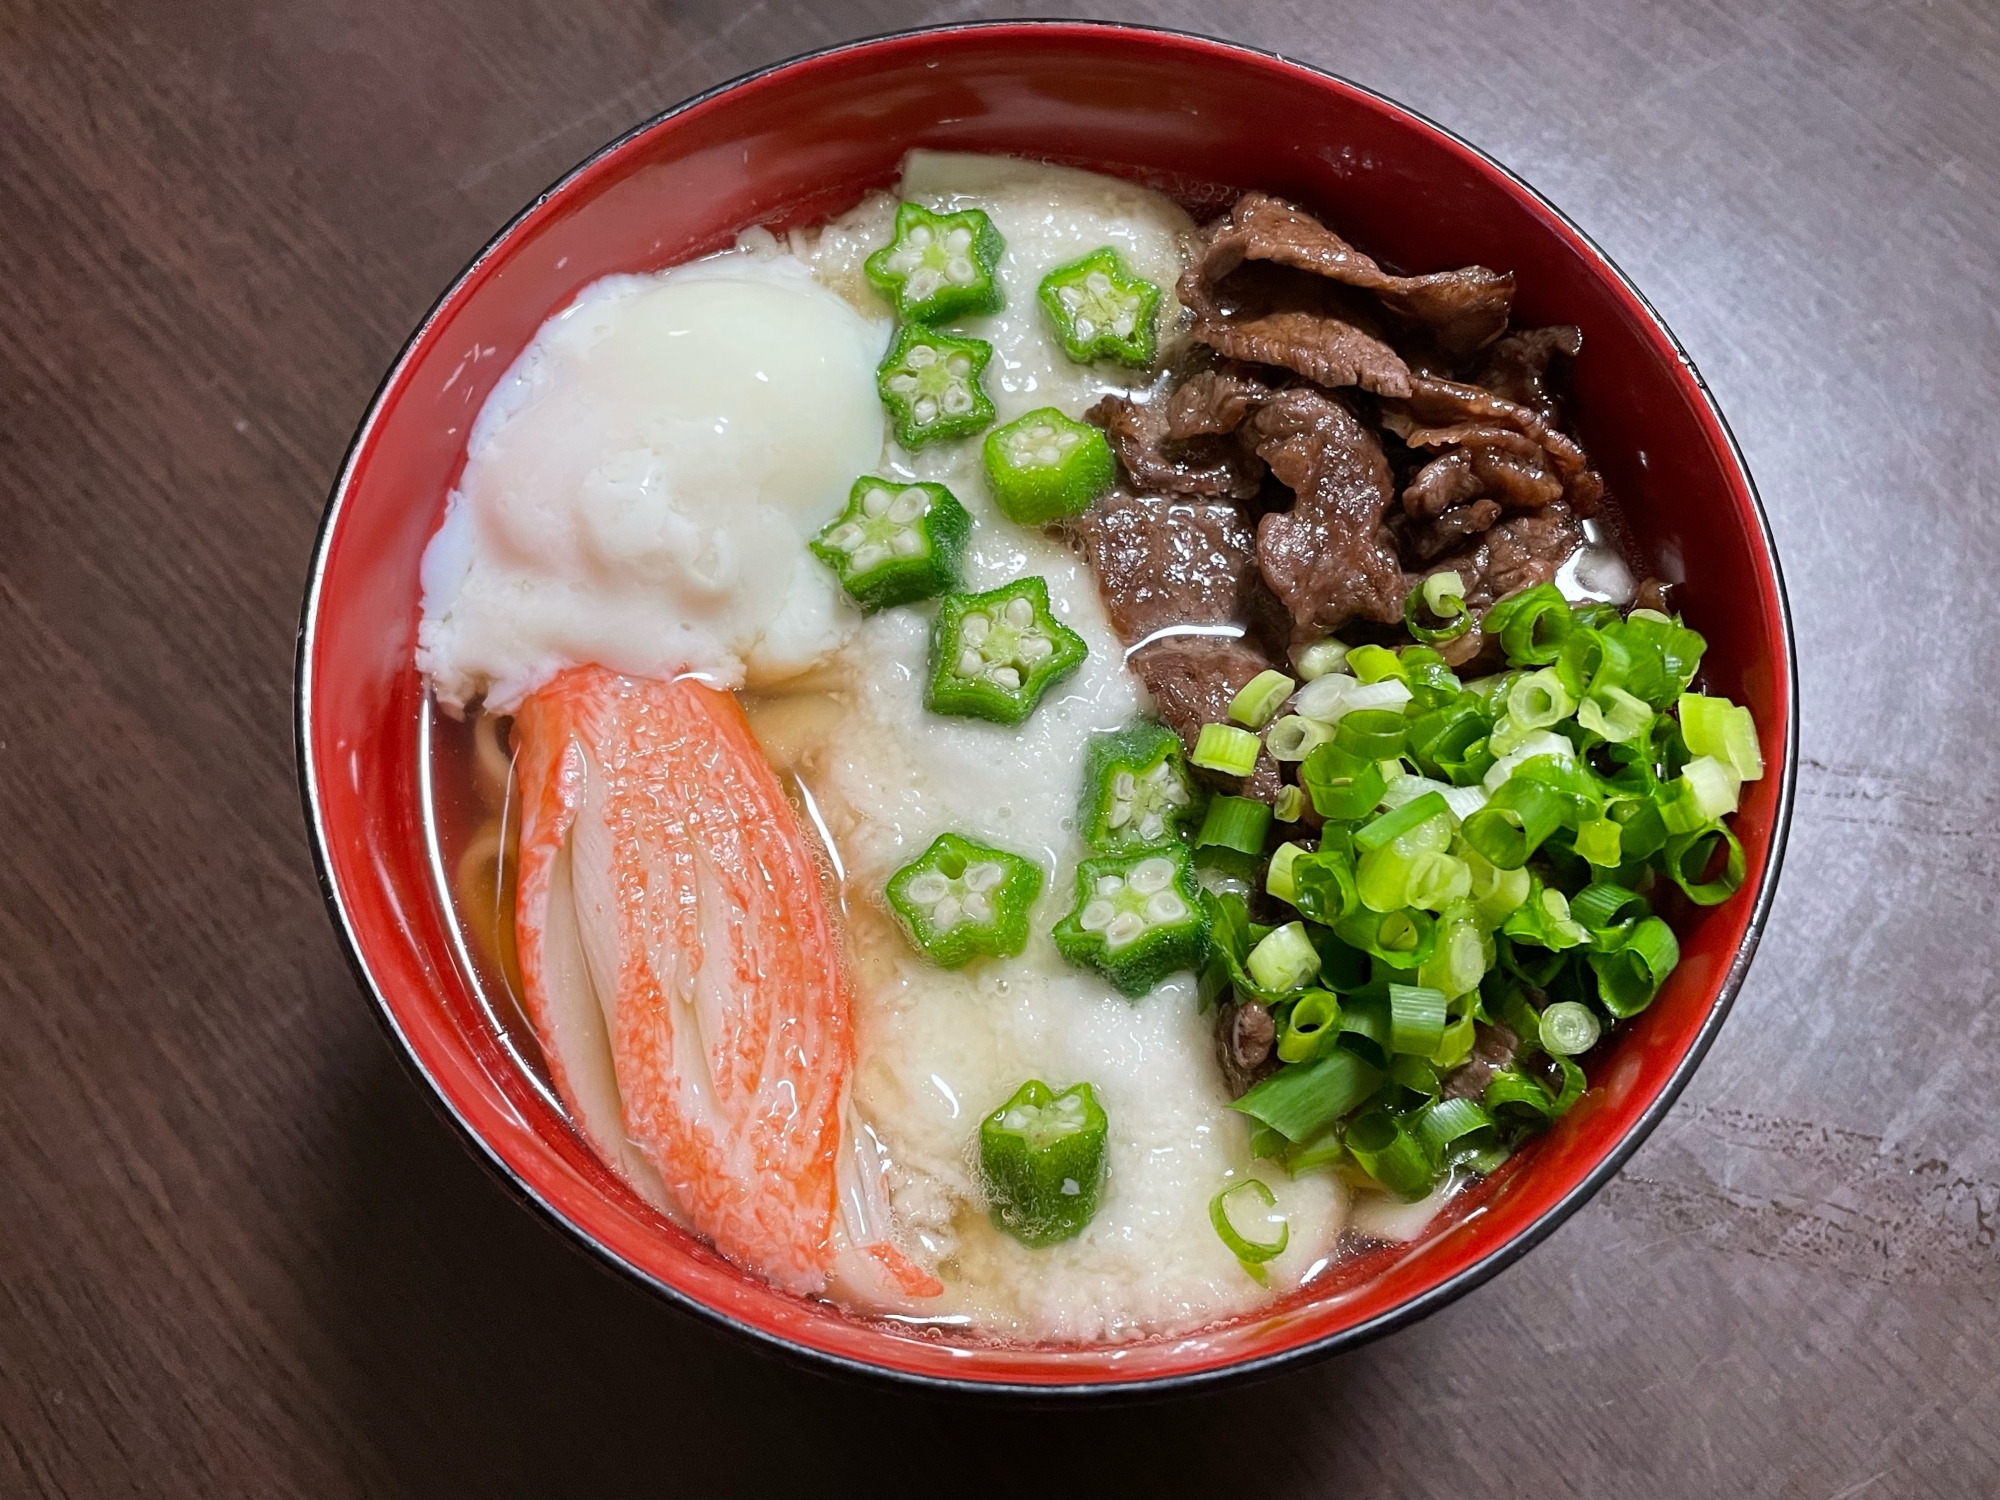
[766,153,1349,1340]
[417,253,887,714]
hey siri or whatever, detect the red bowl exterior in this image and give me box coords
[297,22,1794,1393]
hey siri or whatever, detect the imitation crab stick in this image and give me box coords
[511,666,939,1302]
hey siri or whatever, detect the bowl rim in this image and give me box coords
[295,16,1797,1399]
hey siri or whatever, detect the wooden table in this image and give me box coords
[4,1,1994,1493]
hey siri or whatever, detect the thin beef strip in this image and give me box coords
[1085,393,1264,501]
[1396,425,1566,515]
[1389,375,1605,514]
[1067,488,1277,645]
[1178,256,1416,398]
[1216,1000,1279,1097]
[1166,362,1280,439]
[1442,1023,1518,1101]
[1201,192,1514,358]
[1243,388,1408,635]
[1403,497,1503,560]
[1468,324,1582,424]
[1424,502,1583,611]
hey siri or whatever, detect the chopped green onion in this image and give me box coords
[1461,778,1567,869]
[1248,922,1322,992]
[1389,1052,1441,1099]
[1430,1007,1478,1068]
[1588,915,1680,1016]
[1420,904,1492,998]
[1556,627,1636,699]
[1680,755,1742,821]
[1465,847,1533,928]
[1346,644,1405,683]
[1406,571,1472,644]
[1569,882,1649,933]
[1266,714,1335,762]
[1539,1000,1602,1055]
[1355,791,1453,852]
[1334,708,1408,760]
[1481,729,1577,791]
[1195,794,1271,857]
[1573,815,1624,868]
[1293,638,1350,682]
[1209,1178,1288,1281]
[1286,1128,1349,1175]
[1578,685,1653,744]
[1290,845,1360,926]
[1192,722,1262,777]
[1266,842,1307,903]
[1388,983,1449,1056]
[1483,583,1572,665]
[1232,1048,1384,1141]
[1502,882,1588,951]
[1617,612,1707,707]
[1273,784,1305,823]
[1664,825,1746,905]
[1412,1096,1494,1161]
[1344,1109,1433,1199]
[1334,905,1438,968]
[1680,693,1764,780]
[1301,743,1389,822]
[1277,989,1342,1063]
[1229,670,1297,729]
[1506,668,1577,731]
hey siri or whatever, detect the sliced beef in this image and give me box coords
[1469,324,1582,423]
[1633,576,1674,614]
[1398,428,1565,515]
[1243,388,1407,635]
[1085,393,1264,501]
[1217,1000,1278,1098]
[1178,258,1415,397]
[1202,192,1514,357]
[1425,502,1583,611]
[1128,634,1284,801]
[1391,375,1605,514]
[1166,362,1279,440]
[1404,498,1502,560]
[1442,1022,1518,1101]
[1067,488,1279,645]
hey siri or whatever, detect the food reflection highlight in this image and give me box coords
[419,151,1758,1343]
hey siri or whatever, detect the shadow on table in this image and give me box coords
[312,1040,1385,1499]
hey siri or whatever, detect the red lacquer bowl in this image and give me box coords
[297,21,1794,1394]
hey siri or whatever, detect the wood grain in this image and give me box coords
[2,0,1996,1494]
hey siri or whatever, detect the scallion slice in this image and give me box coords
[1588,915,1680,1016]
[1248,921,1322,993]
[1462,778,1567,869]
[1232,1048,1384,1141]
[1209,1178,1288,1282]
[1266,714,1335,762]
[1273,784,1305,823]
[1334,708,1408,761]
[1505,668,1577,730]
[1229,669,1297,730]
[1301,743,1389,822]
[1346,644,1405,683]
[1192,722,1262,777]
[1276,989,1342,1064]
[1412,1096,1493,1161]
[1293,638,1351,682]
[1538,1000,1602,1055]
[1483,583,1573,665]
[1265,842,1307,904]
[1387,982,1449,1056]
[1345,1109,1433,1199]
[1577,685,1653,744]
[1664,825,1746,905]
[1569,881,1649,933]
[1355,791,1453,852]
[1680,754,1742,821]
[1195,794,1271,857]
[1680,692,1764,780]
[1406,570,1472,644]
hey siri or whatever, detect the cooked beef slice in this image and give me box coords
[1166,362,1279,439]
[1397,427,1565,515]
[1243,388,1407,634]
[1424,502,1583,611]
[1067,488,1276,644]
[1203,192,1514,358]
[1468,324,1583,423]
[1128,634,1285,801]
[1178,257,1416,397]
[1217,1000,1279,1097]
[1404,497,1503,559]
[1086,393,1264,501]
[1392,375,1604,514]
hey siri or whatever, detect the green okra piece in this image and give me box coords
[864,202,1006,323]
[978,1079,1109,1247]
[885,833,1043,968]
[1037,247,1162,368]
[1076,721,1200,854]
[877,323,996,449]
[925,576,1087,726]
[1052,843,1212,998]
[809,477,970,611]
[981,406,1116,525]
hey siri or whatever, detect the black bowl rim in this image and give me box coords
[295,17,1797,1401]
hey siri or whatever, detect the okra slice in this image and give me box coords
[981,406,1116,525]
[877,323,997,449]
[885,833,1043,968]
[1036,247,1163,368]
[1052,844,1211,998]
[809,477,970,612]
[926,576,1087,726]
[1077,722,1199,854]
[864,202,1006,323]
[979,1079,1109,1247]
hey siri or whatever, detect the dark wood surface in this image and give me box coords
[3,1,1995,1494]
